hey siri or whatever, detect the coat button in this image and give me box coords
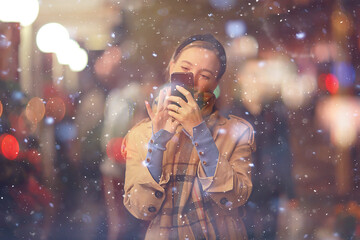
[220,197,228,205]
[199,151,204,156]
[150,139,154,144]
[146,158,150,163]
[155,191,163,198]
[194,142,199,147]
[148,148,152,153]
[202,161,207,166]
[148,206,156,212]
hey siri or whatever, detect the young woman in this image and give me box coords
[123,34,255,239]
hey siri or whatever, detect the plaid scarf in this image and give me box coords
[155,91,219,239]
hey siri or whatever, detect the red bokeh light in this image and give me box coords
[0,134,20,160]
[318,73,327,90]
[106,137,125,163]
[325,74,339,94]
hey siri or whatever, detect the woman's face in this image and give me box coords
[169,47,220,93]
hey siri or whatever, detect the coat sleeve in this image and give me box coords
[122,123,169,221]
[197,116,255,210]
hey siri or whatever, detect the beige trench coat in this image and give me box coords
[123,111,255,239]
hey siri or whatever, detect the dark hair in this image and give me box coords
[172,34,227,80]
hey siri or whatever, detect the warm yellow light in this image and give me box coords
[69,48,88,72]
[56,39,80,65]
[0,0,39,26]
[36,23,70,53]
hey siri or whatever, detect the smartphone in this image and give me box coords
[170,72,194,107]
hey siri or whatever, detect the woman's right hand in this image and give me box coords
[145,87,180,134]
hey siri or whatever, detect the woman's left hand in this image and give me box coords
[167,85,203,137]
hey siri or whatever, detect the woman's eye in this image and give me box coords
[201,75,210,80]
[181,66,190,71]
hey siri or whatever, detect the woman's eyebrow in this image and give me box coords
[181,60,193,66]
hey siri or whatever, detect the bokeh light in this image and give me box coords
[25,97,45,124]
[18,111,38,135]
[312,42,337,63]
[231,36,259,58]
[0,134,20,160]
[225,20,246,38]
[106,137,125,163]
[325,74,339,94]
[0,0,39,26]
[94,47,122,77]
[69,48,88,72]
[36,23,70,53]
[331,11,352,37]
[56,39,81,65]
[281,73,317,110]
[317,96,360,148]
[209,0,236,11]
[45,97,66,122]
[331,62,355,87]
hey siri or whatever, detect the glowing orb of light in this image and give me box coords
[25,97,45,124]
[325,74,339,94]
[36,23,70,53]
[0,0,39,26]
[69,48,88,72]
[106,138,125,163]
[0,134,20,160]
[45,97,66,122]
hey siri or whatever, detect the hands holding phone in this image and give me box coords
[145,87,180,134]
[146,72,203,137]
[167,85,203,137]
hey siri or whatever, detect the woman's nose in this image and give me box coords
[192,71,198,88]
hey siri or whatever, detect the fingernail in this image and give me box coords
[145,100,148,105]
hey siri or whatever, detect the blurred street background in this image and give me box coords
[0,0,359,239]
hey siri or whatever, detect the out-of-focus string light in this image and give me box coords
[209,0,236,11]
[56,39,80,65]
[45,97,66,122]
[25,97,45,124]
[225,20,246,38]
[0,134,19,160]
[230,36,259,58]
[18,111,37,134]
[36,23,70,53]
[106,137,125,163]
[312,42,337,63]
[69,48,88,72]
[281,73,317,110]
[36,23,88,72]
[317,96,360,148]
[237,57,317,111]
[325,74,339,94]
[332,62,355,87]
[0,0,39,26]
[331,11,352,38]
[94,46,122,77]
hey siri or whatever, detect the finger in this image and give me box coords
[167,104,181,113]
[176,85,196,105]
[158,88,166,110]
[145,101,154,120]
[167,96,187,108]
[164,87,171,106]
[168,109,182,121]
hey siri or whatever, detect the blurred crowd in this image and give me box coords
[1,0,360,239]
